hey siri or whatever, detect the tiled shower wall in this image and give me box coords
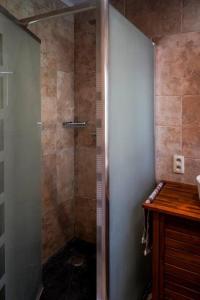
[0,0,75,261]
[74,10,96,243]
[112,0,200,185]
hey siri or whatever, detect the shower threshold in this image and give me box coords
[40,238,96,300]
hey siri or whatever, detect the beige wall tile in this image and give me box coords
[183,126,200,159]
[156,155,183,183]
[156,126,182,157]
[42,128,57,155]
[156,155,200,185]
[183,96,200,126]
[181,32,200,95]
[57,71,74,123]
[42,96,57,127]
[182,0,200,33]
[156,96,182,126]
[184,158,200,184]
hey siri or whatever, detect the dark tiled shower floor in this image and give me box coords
[40,239,96,300]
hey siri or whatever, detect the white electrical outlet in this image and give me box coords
[173,155,184,174]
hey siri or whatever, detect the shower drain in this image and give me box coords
[68,255,85,267]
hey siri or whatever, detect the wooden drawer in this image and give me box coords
[165,281,200,300]
[165,264,200,293]
[165,247,200,274]
[143,182,200,300]
[165,236,200,256]
[165,216,200,238]
[165,288,196,300]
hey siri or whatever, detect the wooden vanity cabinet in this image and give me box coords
[143,182,200,300]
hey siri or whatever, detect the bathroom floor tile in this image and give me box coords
[40,238,96,300]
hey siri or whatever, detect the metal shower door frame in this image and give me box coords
[96,1,109,300]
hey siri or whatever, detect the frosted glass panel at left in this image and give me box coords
[0,12,41,300]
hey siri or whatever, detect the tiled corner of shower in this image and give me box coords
[74,9,97,244]
[34,14,76,262]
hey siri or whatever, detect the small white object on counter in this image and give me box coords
[196,175,200,200]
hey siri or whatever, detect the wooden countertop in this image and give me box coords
[143,181,200,222]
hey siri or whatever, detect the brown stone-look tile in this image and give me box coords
[42,207,66,263]
[182,0,200,33]
[75,79,96,123]
[77,124,96,148]
[76,147,96,199]
[75,10,96,34]
[42,128,57,155]
[56,124,74,150]
[184,158,200,184]
[183,96,200,126]
[156,57,183,96]
[156,155,183,183]
[110,0,125,14]
[183,126,200,159]
[42,154,57,210]
[156,155,200,185]
[41,96,57,126]
[41,65,57,98]
[156,126,182,157]
[57,200,74,239]
[181,32,200,95]
[126,0,181,38]
[75,31,96,75]
[156,35,184,96]
[156,96,182,126]
[56,148,74,204]
[57,71,74,123]
[75,197,96,243]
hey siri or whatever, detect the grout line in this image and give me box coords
[153,29,200,40]
[180,0,183,33]
[181,95,183,154]
[156,125,182,128]
[156,94,200,97]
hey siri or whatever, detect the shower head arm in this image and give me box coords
[19,2,96,26]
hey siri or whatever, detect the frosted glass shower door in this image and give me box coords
[109,6,155,300]
[0,12,41,300]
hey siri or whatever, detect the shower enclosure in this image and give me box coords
[0,1,156,299]
[0,10,41,300]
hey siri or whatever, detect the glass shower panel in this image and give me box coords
[109,6,155,300]
[0,12,41,300]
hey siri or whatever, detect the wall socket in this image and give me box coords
[173,155,184,174]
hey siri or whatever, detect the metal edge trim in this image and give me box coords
[96,1,109,300]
